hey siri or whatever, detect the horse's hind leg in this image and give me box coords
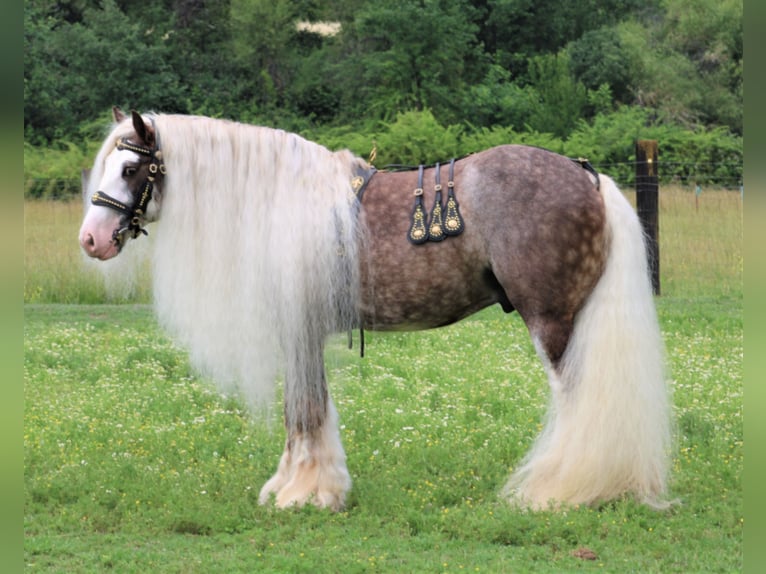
[259,340,351,511]
[504,178,671,509]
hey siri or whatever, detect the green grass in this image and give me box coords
[24,187,742,303]
[653,188,743,298]
[24,199,152,304]
[24,296,741,572]
[24,189,742,571]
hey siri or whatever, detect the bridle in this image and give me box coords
[90,126,166,247]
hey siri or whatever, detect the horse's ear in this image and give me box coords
[130,110,155,147]
[112,106,127,123]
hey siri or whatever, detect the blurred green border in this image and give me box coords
[743,1,763,573]
[7,1,24,571]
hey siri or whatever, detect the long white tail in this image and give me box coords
[506,175,673,509]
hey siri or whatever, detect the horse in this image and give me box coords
[79,108,672,511]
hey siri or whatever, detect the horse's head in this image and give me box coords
[79,107,165,260]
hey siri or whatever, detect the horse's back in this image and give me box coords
[358,145,606,332]
[358,162,497,330]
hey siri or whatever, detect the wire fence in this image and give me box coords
[25,177,84,200]
[24,160,744,200]
[592,160,743,192]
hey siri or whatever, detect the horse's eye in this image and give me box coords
[122,166,137,178]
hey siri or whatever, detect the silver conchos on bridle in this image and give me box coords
[90,129,166,247]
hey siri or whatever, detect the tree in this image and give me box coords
[460,64,538,129]
[340,0,484,123]
[658,0,742,132]
[567,27,640,104]
[23,0,743,145]
[526,52,588,138]
[478,0,658,74]
[24,1,60,142]
[24,0,183,143]
[163,0,245,119]
[613,0,743,133]
[229,0,303,115]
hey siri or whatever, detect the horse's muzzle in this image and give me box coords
[79,226,120,260]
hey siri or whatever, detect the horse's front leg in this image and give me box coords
[258,343,351,511]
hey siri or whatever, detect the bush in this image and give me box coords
[564,106,742,186]
[25,107,742,199]
[461,65,539,130]
[24,141,98,199]
[373,110,464,166]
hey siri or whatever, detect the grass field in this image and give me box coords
[24,188,742,572]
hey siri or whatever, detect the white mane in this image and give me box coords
[133,114,364,413]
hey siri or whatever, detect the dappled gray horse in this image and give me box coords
[79,109,671,511]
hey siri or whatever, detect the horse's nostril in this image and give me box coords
[86,233,95,247]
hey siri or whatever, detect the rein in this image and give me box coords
[91,125,166,247]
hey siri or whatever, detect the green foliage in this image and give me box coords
[563,106,742,186]
[24,288,742,570]
[372,109,463,166]
[24,0,743,141]
[651,126,743,186]
[525,52,588,138]
[24,0,742,185]
[289,50,343,123]
[613,1,743,133]
[661,0,742,60]
[230,0,301,113]
[24,0,185,144]
[460,65,539,129]
[341,0,483,123]
[304,122,381,160]
[567,26,640,104]
[24,140,98,199]
[478,0,658,73]
[563,107,651,181]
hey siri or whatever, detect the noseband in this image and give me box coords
[90,130,166,246]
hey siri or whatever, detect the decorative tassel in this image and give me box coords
[408,165,429,244]
[444,158,465,236]
[427,162,446,242]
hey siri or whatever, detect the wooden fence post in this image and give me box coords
[635,140,660,295]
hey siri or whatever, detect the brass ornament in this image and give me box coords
[405,160,463,244]
[427,163,446,242]
[408,202,428,244]
[443,179,464,236]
